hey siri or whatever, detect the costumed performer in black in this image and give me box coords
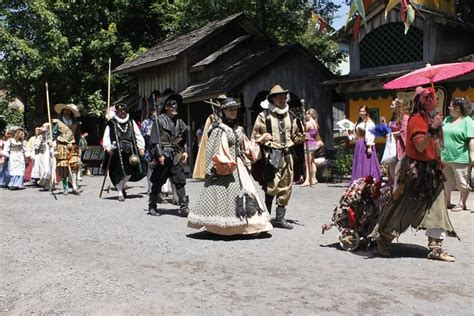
[103,103,145,201]
[148,93,190,216]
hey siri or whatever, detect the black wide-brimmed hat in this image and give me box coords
[163,93,183,107]
[220,97,241,109]
[115,103,129,111]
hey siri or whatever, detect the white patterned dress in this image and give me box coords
[187,123,272,235]
[3,138,30,188]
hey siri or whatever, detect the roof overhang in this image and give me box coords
[114,56,177,74]
[183,92,227,104]
[323,68,416,94]
[324,65,474,94]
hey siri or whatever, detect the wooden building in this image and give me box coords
[324,0,474,138]
[115,13,334,166]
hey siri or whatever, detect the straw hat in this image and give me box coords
[54,103,81,117]
[267,84,289,102]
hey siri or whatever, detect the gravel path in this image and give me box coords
[1,176,473,314]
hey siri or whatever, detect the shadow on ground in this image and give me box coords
[186,231,272,241]
[320,242,429,259]
[104,194,144,201]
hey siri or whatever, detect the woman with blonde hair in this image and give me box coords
[301,108,319,186]
[387,98,409,185]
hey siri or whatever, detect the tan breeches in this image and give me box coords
[266,154,294,207]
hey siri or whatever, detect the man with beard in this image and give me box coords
[51,103,82,195]
[252,85,304,229]
[148,93,189,216]
[103,103,145,201]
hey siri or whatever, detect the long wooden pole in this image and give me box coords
[100,58,112,197]
[107,57,111,111]
[99,155,112,198]
[46,83,53,143]
[45,83,57,200]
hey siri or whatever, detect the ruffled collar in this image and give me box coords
[114,114,130,124]
[268,103,289,115]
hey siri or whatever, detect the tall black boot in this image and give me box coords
[265,194,274,214]
[273,206,293,229]
[178,195,189,217]
[148,194,159,216]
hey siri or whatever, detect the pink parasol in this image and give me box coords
[384,62,474,90]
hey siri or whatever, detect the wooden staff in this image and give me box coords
[99,154,112,198]
[107,57,111,111]
[45,82,57,199]
[100,58,112,197]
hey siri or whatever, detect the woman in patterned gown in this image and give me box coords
[187,98,273,236]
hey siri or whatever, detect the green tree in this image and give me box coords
[0,0,163,127]
[0,0,345,128]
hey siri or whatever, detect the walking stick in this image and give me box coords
[99,153,112,198]
[107,57,111,112]
[99,57,112,198]
[45,82,57,200]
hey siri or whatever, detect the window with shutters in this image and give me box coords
[360,22,423,69]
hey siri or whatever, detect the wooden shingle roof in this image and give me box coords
[115,12,245,74]
[181,45,296,102]
[191,35,251,71]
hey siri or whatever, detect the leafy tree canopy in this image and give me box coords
[1,0,345,128]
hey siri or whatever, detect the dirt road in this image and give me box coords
[1,177,473,314]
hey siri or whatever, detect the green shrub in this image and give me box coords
[334,149,353,177]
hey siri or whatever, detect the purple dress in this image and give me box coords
[305,128,318,152]
[350,120,382,184]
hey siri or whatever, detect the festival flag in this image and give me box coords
[348,0,373,41]
[311,12,328,33]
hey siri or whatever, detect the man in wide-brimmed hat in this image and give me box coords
[251,84,304,229]
[102,103,145,201]
[51,103,82,195]
[148,92,189,216]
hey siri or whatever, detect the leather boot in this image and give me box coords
[273,206,293,229]
[427,237,455,262]
[62,178,69,195]
[178,195,189,217]
[148,195,159,216]
[265,194,273,214]
[172,190,179,205]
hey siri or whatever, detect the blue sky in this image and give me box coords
[330,0,350,30]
